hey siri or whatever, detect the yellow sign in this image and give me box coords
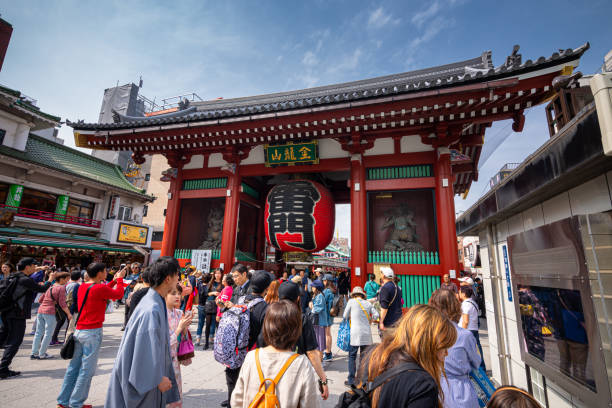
[117,223,149,244]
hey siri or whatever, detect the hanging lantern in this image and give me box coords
[264,180,335,253]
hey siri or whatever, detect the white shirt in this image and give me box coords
[461,299,479,331]
[343,298,379,346]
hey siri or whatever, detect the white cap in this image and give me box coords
[381,267,394,278]
[458,277,474,285]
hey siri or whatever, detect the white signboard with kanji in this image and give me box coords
[191,250,212,274]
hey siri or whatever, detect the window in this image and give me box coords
[66,198,95,220]
[20,188,57,213]
[145,173,151,181]
[143,205,148,217]
[0,183,9,205]
[152,231,164,241]
[0,129,5,145]
[118,205,132,221]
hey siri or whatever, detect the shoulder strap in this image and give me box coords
[255,348,265,383]
[366,361,423,393]
[357,299,370,322]
[74,284,95,325]
[273,353,299,384]
[388,284,398,307]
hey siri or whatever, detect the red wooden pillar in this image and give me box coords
[350,154,368,289]
[161,165,183,257]
[220,171,241,272]
[435,147,459,278]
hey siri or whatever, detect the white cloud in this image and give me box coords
[409,17,448,49]
[302,51,319,66]
[411,1,440,28]
[367,7,399,29]
[327,48,363,75]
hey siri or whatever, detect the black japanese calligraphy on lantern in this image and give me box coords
[267,181,321,251]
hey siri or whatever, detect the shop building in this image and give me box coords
[456,55,612,406]
[0,83,154,267]
[69,44,586,307]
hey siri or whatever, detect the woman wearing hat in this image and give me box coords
[342,286,379,386]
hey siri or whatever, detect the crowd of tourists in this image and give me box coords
[0,257,543,408]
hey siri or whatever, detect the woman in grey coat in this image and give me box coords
[342,286,379,386]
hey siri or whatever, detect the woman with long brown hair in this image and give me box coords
[264,280,280,304]
[358,304,456,408]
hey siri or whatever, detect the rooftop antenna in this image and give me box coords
[139,76,143,88]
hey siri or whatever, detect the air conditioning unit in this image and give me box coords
[590,72,612,155]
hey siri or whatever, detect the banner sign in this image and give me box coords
[55,195,70,215]
[264,141,318,167]
[502,245,512,302]
[5,184,24,207]
[191,250,212,274]
[117,223,149,244]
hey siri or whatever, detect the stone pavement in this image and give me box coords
[0,305,490,408]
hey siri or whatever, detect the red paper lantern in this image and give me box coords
[264,180,335,252]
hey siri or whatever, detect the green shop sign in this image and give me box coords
[5,184,24,207]
[264,141,318,167]
[55,195,70,215]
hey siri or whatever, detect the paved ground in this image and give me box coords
[0,306,490,407]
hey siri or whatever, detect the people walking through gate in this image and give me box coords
[31,272,71,359]
[378,267,403,335]
[230,300,322,408]
[337,270,350,308]
[57,262,126,408]
[364,273,380,302]
[429,288,481,408]
[343,286,379,387]
[310,280,330,357]
[105,257,180,407]
[459,285,486,370]
[358,304,457,408]
[203,268,222,350]
[487,386,542,408]
[322,274,335,361]
[49,271,73,346]
[258,281,330,400]
[0,258,54,379]
[166,283,193,408]
[291,275,311,313]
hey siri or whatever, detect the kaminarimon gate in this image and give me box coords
[69,43,588,296]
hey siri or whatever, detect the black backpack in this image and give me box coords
[0,275,21,313]
[335,361,423,408]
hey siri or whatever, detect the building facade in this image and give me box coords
[456,63,612,407]
[69,44,587,306]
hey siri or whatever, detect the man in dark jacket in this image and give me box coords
[0,258,54,379]
[229,263,250,304]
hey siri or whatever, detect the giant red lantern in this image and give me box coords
[264,180,335,252]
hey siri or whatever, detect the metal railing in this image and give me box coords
[0,204,101,228]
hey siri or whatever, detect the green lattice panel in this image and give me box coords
[182,178,228,190]
[399,275,440,308]
[366,164,433,180]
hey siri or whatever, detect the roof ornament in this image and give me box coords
[111,109,121,123]
[505,45,522,67]
[178,98,190,110]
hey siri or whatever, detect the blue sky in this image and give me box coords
[1,0,611,239]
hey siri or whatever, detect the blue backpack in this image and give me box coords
[214,297,264,369]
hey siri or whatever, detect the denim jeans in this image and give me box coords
[470,329,486,370]
[348,345,368,385]
[197,305,206,337]
[31,313,56,356]
[57,328,103,408]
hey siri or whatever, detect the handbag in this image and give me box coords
[60,284,95,360]
[177,330,195,361]
[49,287,66,322]
[469,366,496,407]
[337,319,351,352]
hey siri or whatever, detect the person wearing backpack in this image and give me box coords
[217,270,272,408]
[31,271,72,359]
[337,304,456,408]
[321,274,335,361]
[0,257,55,379]
[378,267,403,335]
[230,300,322,408]
[342,286,379,387]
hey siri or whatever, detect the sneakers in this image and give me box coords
[38,353,54,359]
[195,336,201,346]
[0,370,21,379]
[322,352,333,361]
[49,340,62,346]
[30,354,39,360]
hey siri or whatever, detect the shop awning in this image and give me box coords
[0,236,138,253]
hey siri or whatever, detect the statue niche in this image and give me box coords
[382,205,424,252]
[198,205,225,249]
